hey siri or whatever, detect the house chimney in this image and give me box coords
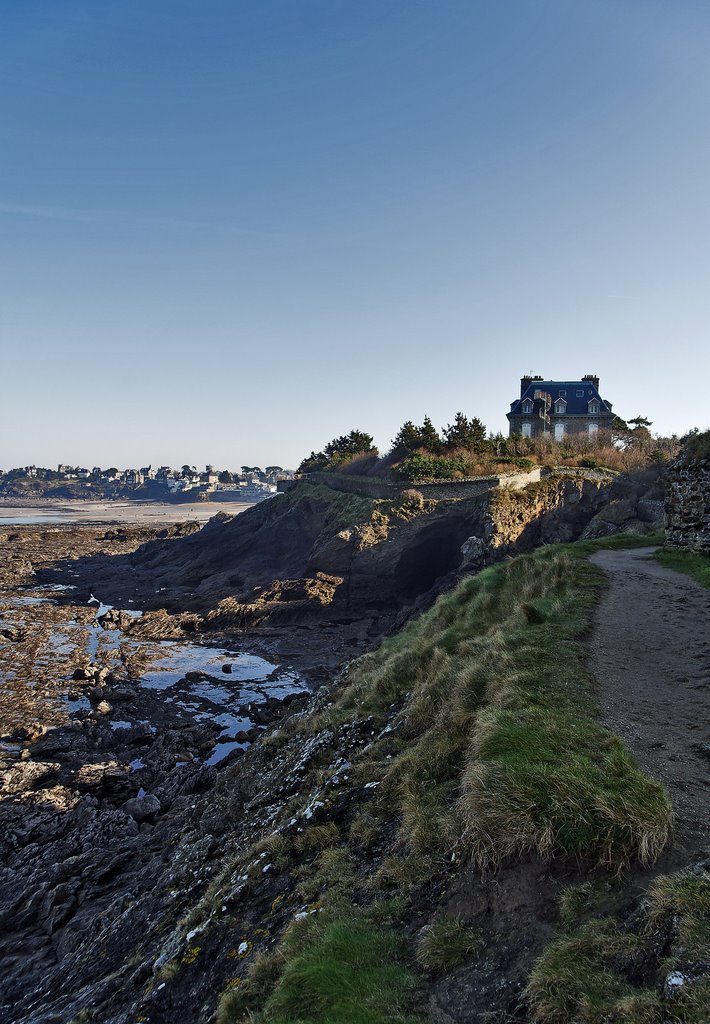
[582,373,599,390]
[521,374,545,397]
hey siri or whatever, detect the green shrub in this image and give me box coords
[393,453,468,481]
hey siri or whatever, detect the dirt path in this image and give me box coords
[589,547,710,856]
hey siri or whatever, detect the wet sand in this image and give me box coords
[0,499,254,526]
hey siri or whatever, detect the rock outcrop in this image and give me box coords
[45,473,664,639]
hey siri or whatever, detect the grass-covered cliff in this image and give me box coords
[140,534,707,1024]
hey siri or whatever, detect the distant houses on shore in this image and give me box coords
[0,463,295,500]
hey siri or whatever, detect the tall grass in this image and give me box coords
[323,541,672,869]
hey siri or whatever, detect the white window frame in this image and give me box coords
[588,422,598,436]
[522,401,533,414]
[554,422,566,441]
[522,422,532,438]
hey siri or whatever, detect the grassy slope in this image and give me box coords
[655,548,710,589]
[320,532,670,869]
[216,533,677,1024]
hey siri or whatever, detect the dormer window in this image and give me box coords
[588,400,599,414]
[554,399,567,414]
[522,401,533,414]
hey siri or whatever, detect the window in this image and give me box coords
[554,400,566,414]
[522,422,532,438]
[554,422,565,441]
[589,402,599,414]
[588,423,598,436]
[559,390,566,396]
[522,401,533,414]
[576,389,584,397]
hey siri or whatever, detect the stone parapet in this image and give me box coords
[277,467,542,501]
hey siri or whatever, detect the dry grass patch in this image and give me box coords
[526,867,710,1023]
[416,916,484,972]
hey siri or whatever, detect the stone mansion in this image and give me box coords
[507,374,615,440]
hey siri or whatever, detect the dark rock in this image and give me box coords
[10,722,46,743]
[109,687,136,703]
[121,793,161,821]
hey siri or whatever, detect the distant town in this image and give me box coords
[0,463,296,502]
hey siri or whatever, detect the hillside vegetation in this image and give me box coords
[297,416,681,482]
[210,536,680,1024]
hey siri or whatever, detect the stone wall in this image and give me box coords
[665,448,710,553]
[277,467,542,501]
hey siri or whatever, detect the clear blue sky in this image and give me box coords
[2,0,709,470]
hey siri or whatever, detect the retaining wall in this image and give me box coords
[277,467,541,501]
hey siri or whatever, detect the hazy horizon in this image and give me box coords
[3,1,709,468]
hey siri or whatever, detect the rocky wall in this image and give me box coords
[665,453,710,553]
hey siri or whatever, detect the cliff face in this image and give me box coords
[48,473,655,640]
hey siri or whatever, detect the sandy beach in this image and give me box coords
[0,499,255,526]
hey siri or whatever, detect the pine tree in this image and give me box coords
[443,413,488,452]
[389,421,422,458]
[418,415,443,453]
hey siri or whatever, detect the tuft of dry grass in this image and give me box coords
[416,917,484,972]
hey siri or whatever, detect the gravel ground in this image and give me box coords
[589,546,710,856]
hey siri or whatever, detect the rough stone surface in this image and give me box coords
[665,449,710,552]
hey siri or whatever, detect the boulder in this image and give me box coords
[121,793,161,822]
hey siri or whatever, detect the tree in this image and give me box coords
[265,466,284,475]
[181,465,195,477]
[390,416,442,458]
[389,421,422,458]
[219,470,233,484]
[297,451,329,473]
[298,430,378,473]
[443,413,488,452]
[323,431,376,461]
[628,416,652,428]
[418,415,443,454]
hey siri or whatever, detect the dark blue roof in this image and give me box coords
[508,380,612,417]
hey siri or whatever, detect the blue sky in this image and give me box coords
[2,0,709,469]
